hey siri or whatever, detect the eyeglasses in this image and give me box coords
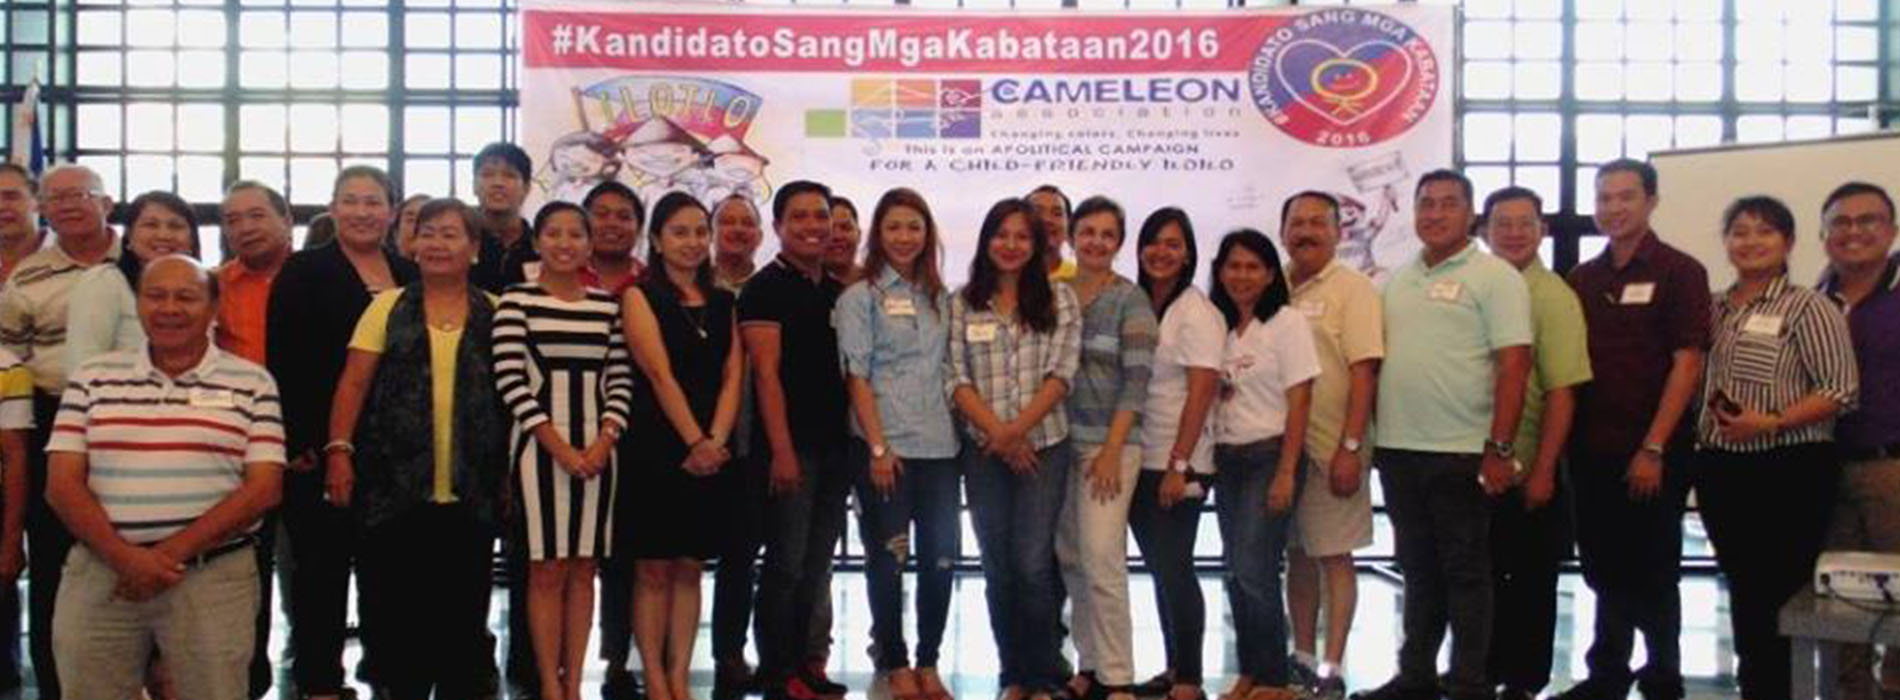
[1828,214,1894,234]
[41,190,99,206]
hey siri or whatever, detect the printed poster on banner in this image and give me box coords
[519,1,1453,284]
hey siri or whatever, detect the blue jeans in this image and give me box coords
[851,439,962,670]
[758,446,852,679]
[965,440,1072,690]
[1215,439,1300,685]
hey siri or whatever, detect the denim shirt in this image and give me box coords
[835,267,960,459]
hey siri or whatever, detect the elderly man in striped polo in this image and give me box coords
[42,255,285,700]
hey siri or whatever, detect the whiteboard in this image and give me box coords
[1650,130,1900,289]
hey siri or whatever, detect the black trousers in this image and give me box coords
[1569,448,1687,698]
[1127,470,1206,685]
[359,504,496,700]
[1378,450,1493,697]
[712,453,768,664]
[1486,473,1574,694]
[506,520,539,692]
[1695,444,1838,700]
[26,392,69,700]
[598,545,636,673]
[282,470,361,694]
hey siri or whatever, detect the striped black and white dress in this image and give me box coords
[494,282,634,560]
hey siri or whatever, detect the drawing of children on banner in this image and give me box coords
[539,76,774,210]
[539,130,622,204]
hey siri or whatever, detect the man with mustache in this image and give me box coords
[1554,159,1708,700]
[1354,169,1531,700]
[1280,191,1383,700]
[1476,187,1592,700]
[0,162,120,700]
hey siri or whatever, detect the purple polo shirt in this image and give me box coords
[1820,254,1900,452]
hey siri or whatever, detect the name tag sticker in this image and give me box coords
[1427,280,1463,302]
[188,388,235,409]
[967,322,998,343]
[1743,313,1784,336]
[883,297,917,317]
[1299,299,1327,318]
[1620,282,1656,305]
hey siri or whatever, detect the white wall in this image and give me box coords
[1650,131,1900,289]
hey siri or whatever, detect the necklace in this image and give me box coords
[678,303,709,340]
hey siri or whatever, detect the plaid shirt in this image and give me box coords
[947,283,1082,450]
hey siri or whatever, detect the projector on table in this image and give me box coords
[1816,551,1900,605]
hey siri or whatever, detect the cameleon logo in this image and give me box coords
[1247,8,1439,148]
[805,78,983,139]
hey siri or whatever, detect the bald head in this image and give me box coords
[138,255,217,356]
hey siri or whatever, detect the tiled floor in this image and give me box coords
[4,570,1744,700]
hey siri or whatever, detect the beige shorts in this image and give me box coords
[1289,451,1374,557]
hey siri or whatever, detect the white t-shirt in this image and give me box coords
[1140,287,1227,474]
[1217,308,1322,446]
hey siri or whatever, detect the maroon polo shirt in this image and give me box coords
[1566,232,1712,457]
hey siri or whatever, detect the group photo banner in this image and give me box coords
[519,1,1455,283]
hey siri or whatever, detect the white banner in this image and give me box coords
[520,1,1455,283]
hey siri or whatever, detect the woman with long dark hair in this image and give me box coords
[66,190,201,368]
[494,201,635,700]
[268,165,417,700]
[1694,196,1856,700]
[1128,208,1223,700]
[1208,229,1319,700]
[326,198,509,700]
[622,191,745,700]
[836,188,960,700]
[947,197,1081,700]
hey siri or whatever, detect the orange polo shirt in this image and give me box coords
[215,260,282,365]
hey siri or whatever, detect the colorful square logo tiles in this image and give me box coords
[806,78,981,140]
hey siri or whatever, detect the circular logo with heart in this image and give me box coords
[1248,9,1440,148]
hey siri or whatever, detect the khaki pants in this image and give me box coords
[1830,456,1900,700]
[1056,444,1142,686]
[53,544,259,700]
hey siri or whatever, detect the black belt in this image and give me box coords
[1841,443,1900,463]
[185,534,257,569]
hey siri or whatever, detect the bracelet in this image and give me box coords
[322,440,355,455]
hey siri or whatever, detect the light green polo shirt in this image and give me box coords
[1376,242,1533,453]
[1514,261,1593,463]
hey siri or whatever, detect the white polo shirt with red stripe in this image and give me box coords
[47,343,285,544]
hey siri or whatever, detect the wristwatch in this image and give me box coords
[1484,438,1516,459]
[1341,437,1364,454]
[1640,442,1666,456]
[871,443,890,459]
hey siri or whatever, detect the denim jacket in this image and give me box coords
[835,267,959,459]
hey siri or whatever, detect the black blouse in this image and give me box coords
[265,242,420,457]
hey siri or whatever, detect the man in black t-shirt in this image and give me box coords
[739,180,852,700]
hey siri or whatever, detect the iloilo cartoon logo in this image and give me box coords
[542,76,773,207]
[1248,8,1439,148]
